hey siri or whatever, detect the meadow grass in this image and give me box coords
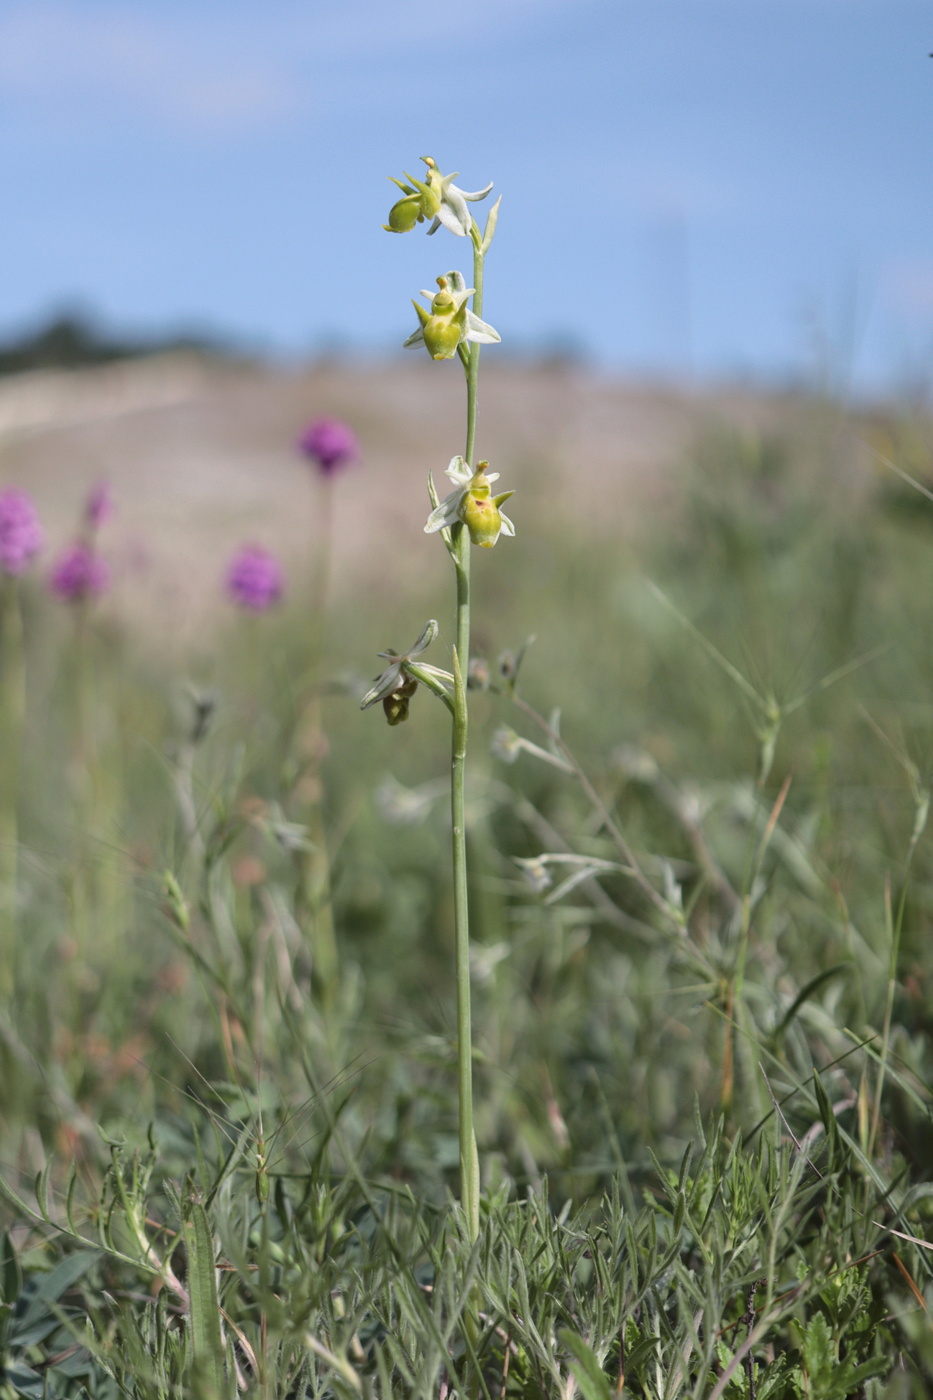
[0,395,932,1396]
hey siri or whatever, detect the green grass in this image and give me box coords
[2,391,933,1396]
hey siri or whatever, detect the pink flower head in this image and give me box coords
[50,543,110,602]
[0,489,43,576]
[297,417,359,478]
[226,546,284,612]
[85,480,113,530]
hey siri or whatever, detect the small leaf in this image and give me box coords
[36,1250,99,1303]
[0,1230,21,1304]
[773,965,851,1040]
[3,1361,46,1400]
[559,1329,614,1400]
[812,1073,840,1170]
[802,1311,833,1384]
[183,1193,226,1395]
[672,1188,686,1237]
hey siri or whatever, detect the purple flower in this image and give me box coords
[0,489,43,576]
[297,417,359,478]
[85,480,113,530]
[226,546,284,612]
[50,543,110,602]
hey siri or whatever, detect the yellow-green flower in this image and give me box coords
[425,457,515,549]
[384,157,493,237]
[404,271,500,361]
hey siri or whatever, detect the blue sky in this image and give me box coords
[1,0,930,389]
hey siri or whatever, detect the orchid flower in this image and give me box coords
[404,271,500,361]
[384,156,493,237]
[425,457,515,549]
[360,619,452,725]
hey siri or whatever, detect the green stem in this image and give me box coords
[451,640,478,1240]
[0,576,23,997]
[465,232,483,468]
[450,226,485,1241]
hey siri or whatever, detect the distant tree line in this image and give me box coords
[0,313,225,375]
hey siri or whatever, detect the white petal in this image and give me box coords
[445,271,468,293]
[498,511,515,537]
[402,327,425,348]
[419,289,435,300]
[442,187,471,234]
[445,455,472,485]
[435,202,469,236]
[465,312,501,344]
[424,490,465,534]
[457,181,494,203]
[426,217,442,235]
[360,662,403,709]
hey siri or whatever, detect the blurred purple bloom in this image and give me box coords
[0,489,43,576]
[85,480,113,530]
[226,546,284,612]
[297,417,359,477]
[50,543,110,602]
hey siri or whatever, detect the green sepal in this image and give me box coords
[404,172,440,214]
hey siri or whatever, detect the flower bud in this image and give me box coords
[498,650,517,682]
[513,855,553,894]
[490,726,523,763]
[467,657,490,690]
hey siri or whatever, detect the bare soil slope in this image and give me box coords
[0,354,788,639]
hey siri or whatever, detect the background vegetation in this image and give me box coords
[1,378,933,1397]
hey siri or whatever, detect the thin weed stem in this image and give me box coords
[508,691,682,933]
[0,576,22,996]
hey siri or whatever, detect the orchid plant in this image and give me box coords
[362,156,505,1238]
